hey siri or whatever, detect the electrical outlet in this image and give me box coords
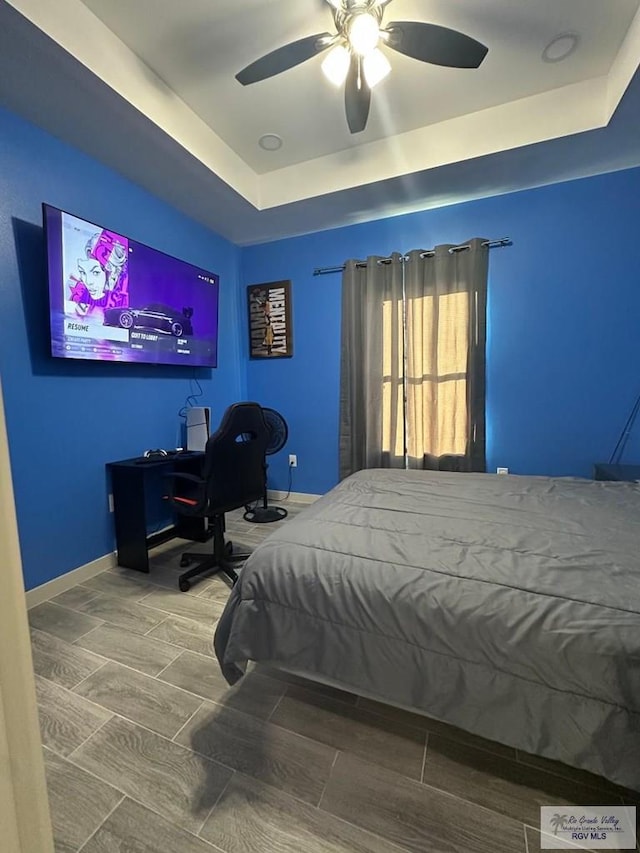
[496,467,509,475]
[289,454,298,468]
[108,493,114,512]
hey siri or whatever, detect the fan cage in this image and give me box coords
[262,407,288,456]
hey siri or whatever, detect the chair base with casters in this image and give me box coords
[178,514,251,592]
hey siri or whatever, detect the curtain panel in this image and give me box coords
[339,239,488,480]
[339,254,404,480]
[405,239,488,472]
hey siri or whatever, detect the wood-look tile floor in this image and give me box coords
[29,500,639,853]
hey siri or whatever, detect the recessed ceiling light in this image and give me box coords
[542,33,579,63]
[258,133,283,151]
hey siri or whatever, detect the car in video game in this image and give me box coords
[103,303,194,337]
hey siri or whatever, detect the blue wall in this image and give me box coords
[4,99,640,590]
[243,169,640,494]
[0,107,244,590]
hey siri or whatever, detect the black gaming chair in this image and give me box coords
[167,402,270,592]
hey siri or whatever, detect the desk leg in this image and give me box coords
[111,467,150,573]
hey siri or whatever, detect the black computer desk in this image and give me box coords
[106,451,209,573]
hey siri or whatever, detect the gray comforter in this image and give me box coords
[214,469,640,790]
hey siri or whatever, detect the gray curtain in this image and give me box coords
[404,239,488,472]
[339,254,404,480]
[339,239,488,480]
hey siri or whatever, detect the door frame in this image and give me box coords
[0,374,54,853]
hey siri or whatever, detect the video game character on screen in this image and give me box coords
[63,216,129,323]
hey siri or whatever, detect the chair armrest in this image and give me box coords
[164,472,207,515]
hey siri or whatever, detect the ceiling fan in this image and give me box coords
[236,0,488,135]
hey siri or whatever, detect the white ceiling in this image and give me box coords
[1,0,640,244]
[79,0,640,172]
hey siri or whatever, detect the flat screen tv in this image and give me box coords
[43,204,220,367]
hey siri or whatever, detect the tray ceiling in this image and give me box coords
[1,0,640,243]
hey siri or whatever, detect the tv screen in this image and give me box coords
[43,204,220,367]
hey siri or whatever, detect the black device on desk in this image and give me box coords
[107,451,209,572]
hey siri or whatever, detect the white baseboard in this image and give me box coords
[25,552,116,609]
[267,490,321,504]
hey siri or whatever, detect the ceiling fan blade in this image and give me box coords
[345,55,371,134]
[384,21,488,69]
[236,32,333,85]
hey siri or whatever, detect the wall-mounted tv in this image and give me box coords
[43,204,220,367]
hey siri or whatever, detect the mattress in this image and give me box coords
[214,468,640,790]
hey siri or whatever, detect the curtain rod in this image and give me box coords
[312,238,512,276]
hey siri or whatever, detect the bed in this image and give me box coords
[214,468,640,791]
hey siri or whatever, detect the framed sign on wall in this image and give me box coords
[247,280,293,359]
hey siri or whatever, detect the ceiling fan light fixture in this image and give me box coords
[363,48,391,88]
[237,3,492,136]
[321,44,351,86]
[348,13,380,56]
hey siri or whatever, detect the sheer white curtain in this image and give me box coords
[339,239,488,479]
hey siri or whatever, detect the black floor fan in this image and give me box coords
[244,407,289,523]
